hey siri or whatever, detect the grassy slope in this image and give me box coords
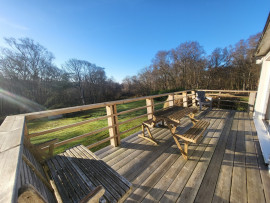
[28,99,164,154]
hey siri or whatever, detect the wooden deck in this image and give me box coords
[95,108,270,203]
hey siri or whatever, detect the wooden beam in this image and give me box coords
[106,104,120,147]
[168,94,174,107]
[146,98,154,120]
[192,91,196,107]
[183,92,188,107]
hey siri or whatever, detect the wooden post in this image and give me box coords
[106,104,120,147]
[183,92,188,107]
[218,91,221,109]
[168,94,174,107]
[191,91,196,107]
[146,98,154,119]
[248,92,256,112]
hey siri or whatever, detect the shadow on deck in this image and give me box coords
[95,108,270,203]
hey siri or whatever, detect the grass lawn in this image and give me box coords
[28,99,165,155]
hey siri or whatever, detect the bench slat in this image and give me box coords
[64,149,117,203]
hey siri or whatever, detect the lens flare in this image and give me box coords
[0,88,46,113]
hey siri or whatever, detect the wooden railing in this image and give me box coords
[24,90,195,151]
[198,89,257,111]
[0,89,257,159]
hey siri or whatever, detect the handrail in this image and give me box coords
[4,89,257,157]
[26,89,256,152]
[24,90,195,152]
[24,90,189,121]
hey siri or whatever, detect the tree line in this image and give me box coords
[0,33,261,119]
[122,33,261,96]
[0,37,121,117]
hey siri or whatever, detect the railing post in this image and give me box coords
[168,94,174,107]
[106,104,120,147]
[146,98,154,119]
[218,91,221,109]
[191,91,196,107]
[183,92,188,107]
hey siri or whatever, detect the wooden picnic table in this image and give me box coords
[153,106,198,125]
[139,106,198,144]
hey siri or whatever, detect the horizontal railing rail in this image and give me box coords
[1,89,257,159]
[23,90,195,154]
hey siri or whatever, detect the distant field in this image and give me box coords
[28,99,165,155]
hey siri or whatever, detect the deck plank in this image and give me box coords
[194,110,235,203]
[230,112,247,203]
[176,111,231,203]
[96,109,270,203]
[159,110,225,203]
[243,112,266,203]
[212,112,239,203]
[140,109,218,203]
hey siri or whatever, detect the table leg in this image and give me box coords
[138,124,158,145]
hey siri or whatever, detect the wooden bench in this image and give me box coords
[166,119,210,160]
[47,145,132,203]
[139,107,198,145]
[19,142,132,203]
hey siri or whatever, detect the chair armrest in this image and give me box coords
[206,97,212,101]
[80,185,105,203]
[35,138,59,149]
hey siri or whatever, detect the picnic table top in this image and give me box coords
[153,106,197,123]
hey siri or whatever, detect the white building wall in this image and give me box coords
[254,54,270,164]
[254,60,270,119]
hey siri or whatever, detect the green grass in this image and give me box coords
[28,99,165,155]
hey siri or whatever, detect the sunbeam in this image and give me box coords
[0,88,46,113]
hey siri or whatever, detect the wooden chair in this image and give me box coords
[196,91,212,110]
[20,139,132,203]
[166,119,210,160]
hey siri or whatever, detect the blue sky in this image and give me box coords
[0,0,269,82]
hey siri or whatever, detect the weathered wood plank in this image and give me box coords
[96,130,157,159]
[0,146,22,203]
[50,156,80,202]
[159,110,225,203]
[194,110,235,203]
[104,128,167,165]
[78,145,132,188]
[65,148,119,203]
[230,112,247,203]
[243,112,266,203]
[176,111,230,203]
[212,112,239,203]
[0,116,25,152]
[0,115,25,203]
[72,146,128,196]
[111,129,170,173]
[129,109,215,203]
[47,159,71,203]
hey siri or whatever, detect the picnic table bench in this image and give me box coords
[139,106,198,144]
[166,117,210,160]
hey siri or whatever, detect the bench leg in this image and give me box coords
[188,113,199,125]
[138,124,158,145]
[172,135,188,160]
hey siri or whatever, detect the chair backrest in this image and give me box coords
[20,144,56,203]
[196,91,206,102]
